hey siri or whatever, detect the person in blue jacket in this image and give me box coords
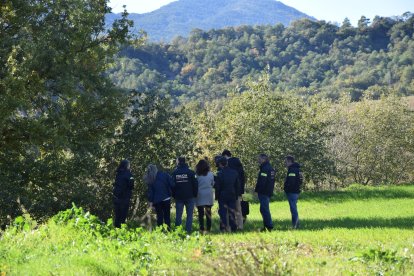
[172,157,198,233]
[144,164,175,230]
[113,160,134,228]
[255,154,276,231]
[284,156,303,229]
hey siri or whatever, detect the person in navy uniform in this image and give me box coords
[215,157,240,232]
[113,160,134,228]
[222,150,246,229]
[284,155,303,229]
[172,157,198,233]
[255,154,276,231]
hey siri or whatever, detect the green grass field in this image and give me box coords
[1,184,413,275]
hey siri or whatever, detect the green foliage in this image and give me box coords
[1,185,413,275]
[108,14,414,104]
[329,96,414,185]
[0,0,138,224]
[188,75,332,189]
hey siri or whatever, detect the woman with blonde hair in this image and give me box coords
[144,164,174,229]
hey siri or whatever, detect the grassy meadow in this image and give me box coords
[1,184,413,275]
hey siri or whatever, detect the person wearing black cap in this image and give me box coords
[284,155,303,229]
[172,157,198,233]
[215,157,240,232]
[113,159,135,228]
[222,150,246,230]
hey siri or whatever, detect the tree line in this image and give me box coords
[1,1,413,226]
[108,13,414,104]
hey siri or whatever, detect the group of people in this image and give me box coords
[112,150,303,233]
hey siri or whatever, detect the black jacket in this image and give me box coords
[113,170,134,204]
[284,162,303,193]
[255,162,276,197]
[172,164,198,200]
[227,157,246,195]
[215,167,240,202]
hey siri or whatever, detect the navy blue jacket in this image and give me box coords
[284,163,303,194]
[148,171,174,204]
[227,157,246,195]
[172,164,198,200]
[113,170,134,204]
[215,167,240,202]
[255,162,276,197]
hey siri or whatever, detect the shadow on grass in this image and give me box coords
[243,185,414,204]
[204,216,414,234]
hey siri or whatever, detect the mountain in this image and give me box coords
[107,0,314,41]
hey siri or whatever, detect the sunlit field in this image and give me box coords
[1,184,413,275]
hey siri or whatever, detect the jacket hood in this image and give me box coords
[177,163,189,169]
[260,161,271,169]
[289,162,301,169]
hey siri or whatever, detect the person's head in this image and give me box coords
[217,157,228,168]
[117,159,130,172]
[176,157,186,166]
[143,164,158,184]
[222,150,232,159]
[214,155,222,168]
[258,154,269,165]
[196,159,210,176]
[285,155,295,167]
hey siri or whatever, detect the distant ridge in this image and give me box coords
[107,0,314,41]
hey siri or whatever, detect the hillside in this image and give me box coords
[106,0,313,41]
[108,14,414,104]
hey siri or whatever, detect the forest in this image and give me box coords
[0,1,413,226]
[109,13,414,103]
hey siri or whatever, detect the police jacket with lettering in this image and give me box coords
[172,164,198,200]
[284,162,303,193]
[215,167,240,202]
[228,157,246,195]
[113,169,134,204]
[255,162,276,197]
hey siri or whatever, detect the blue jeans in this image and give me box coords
[218,199,237,232]
[286,193,300,228]
[258,194,273,229]
[175,198,195,233]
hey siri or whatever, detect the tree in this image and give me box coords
[0,0,137,224]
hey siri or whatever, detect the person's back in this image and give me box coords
[172,163,198,200]
[148,171,174,204]
[216,167,239,202]
[284,162,302,194]
[172,157,198,233]
[114,169,134,203]
[227,157,245,194]
[196,171,214,206]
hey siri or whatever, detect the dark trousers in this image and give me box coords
[197,205,212,231]
[154,199,171,229]
[218,199,237,232]
[114,202,130,228]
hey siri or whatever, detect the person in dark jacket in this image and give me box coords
[144,164,175,229]
[113,160,134,228]
[215,157,240,232]
[284,156,303,229]
[255,154,275,231]
[222,150,245,229]
[172,157,198,233]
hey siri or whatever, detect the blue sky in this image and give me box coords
[109,0,413,25]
